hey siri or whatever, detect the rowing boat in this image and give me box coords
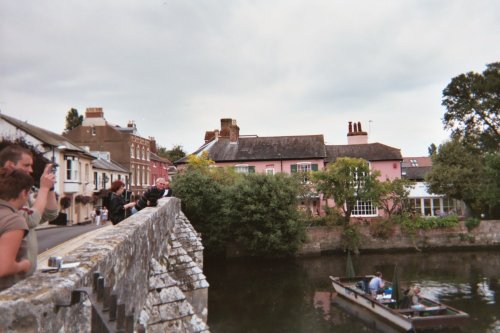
[329,275,469,332]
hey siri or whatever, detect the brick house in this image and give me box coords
[64,108,151,198]
[148,137,173,184]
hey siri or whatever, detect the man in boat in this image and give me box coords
[368,271,385,297]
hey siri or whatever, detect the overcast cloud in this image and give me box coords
[1,0,499,156]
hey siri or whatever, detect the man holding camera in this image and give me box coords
[0,145,58,276]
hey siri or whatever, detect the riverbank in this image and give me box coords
[298,220,500,256]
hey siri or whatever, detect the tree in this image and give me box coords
[428,143,437,156]
[312,157,380,225]
[226,173,304,257]
[426,139,484,216]
[64,108,83,133]
[377,178,413,218]
[157,145,186,163]
[442,62,500,151]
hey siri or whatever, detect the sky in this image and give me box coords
[1,1,499,157]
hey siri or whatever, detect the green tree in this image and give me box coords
[172,166,232,255]
[442,62,500,151]
[226,173,304,257]
[377,178,414,218]
[157,145,186,162]
[426,139,484,216]
[428,143,437,156]
[313,157,380,225]
[64,108,83,133]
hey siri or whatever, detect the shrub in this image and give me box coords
[340,224,361,254]
[369,219,396,239]
[464,217,481,231]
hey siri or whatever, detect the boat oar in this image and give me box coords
[346,250,356,278]
[391,264,401,307]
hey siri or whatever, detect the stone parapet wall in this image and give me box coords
[299,220,500,255]
[0,198,209,333]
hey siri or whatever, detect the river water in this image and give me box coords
[205,250,500,333]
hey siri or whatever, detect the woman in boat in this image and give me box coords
[408,285,423,308]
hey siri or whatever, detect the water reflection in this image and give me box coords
[205,251,500,333]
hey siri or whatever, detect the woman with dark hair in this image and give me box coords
[108,180,135,225]
[0,168,34,291]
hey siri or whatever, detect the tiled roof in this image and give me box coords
[178,135,326,163]
[0,113,94,158]
[150,151,172,164]
[325,143,402,162]
[92,158,129,173]
[402,156,432,168]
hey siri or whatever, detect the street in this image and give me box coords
[36,223,109,254]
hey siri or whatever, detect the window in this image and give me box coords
[146,148,150,161]
[94,171,98,190]
[142,147,145,160]
[65,156,79,181]
[291,162,318,182]
[265,168,275,175]
[136,146,140,160]
[352,200,377,216]
[85,164,90,183]
[235,164,255,174]
[91,126,96,136]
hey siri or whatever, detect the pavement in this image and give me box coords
[37,222,113,270]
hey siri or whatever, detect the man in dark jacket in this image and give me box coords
[133,178,171,212]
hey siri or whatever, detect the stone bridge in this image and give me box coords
[0,198,210,333]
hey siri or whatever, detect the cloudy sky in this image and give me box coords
[1,1,499,156]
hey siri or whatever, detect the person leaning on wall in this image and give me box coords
[108,180,136,225]
[132,177,171,214]
[0,144,58,276]
[0,168,35,291]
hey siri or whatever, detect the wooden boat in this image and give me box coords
[330,275,469,332]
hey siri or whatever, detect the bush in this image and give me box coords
[226,173,305,257]
[369,219,396,239]
[340,224,361,254]
[464,217,481,231]
[173,166,305,257]
[398,214,459,234]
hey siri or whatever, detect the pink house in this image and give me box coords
[177,118,403,219]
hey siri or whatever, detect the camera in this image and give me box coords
[51,163,59,174]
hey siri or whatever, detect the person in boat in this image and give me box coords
[368,272,385,297]
[408,285,423,307]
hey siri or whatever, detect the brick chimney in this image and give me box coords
[347,121,368,144]
[82,107,106,126]
[219,118,239,143]
[149,137,157,154]
[85,107,104,118]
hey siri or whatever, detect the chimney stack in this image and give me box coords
[219,118,240,143]
[347,121,368,144]
[85,107,104,118]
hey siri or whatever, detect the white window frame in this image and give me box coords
[351,200,378,217]
[235,164,249,174]
[130,144,135,158]
[64,156,79,181]
[265,167,275,175]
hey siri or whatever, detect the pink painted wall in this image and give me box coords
[371,160,401,181]
[214,159,326,173]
